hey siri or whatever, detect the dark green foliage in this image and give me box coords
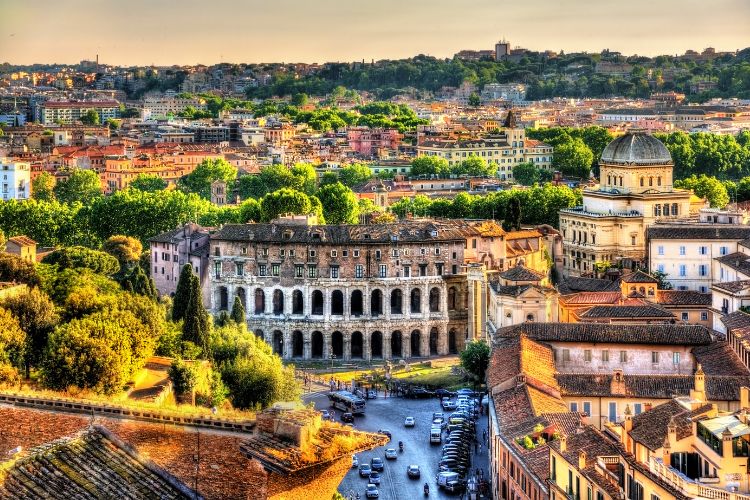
[0,253,41,286]
[460,340,490,389]
[178,158,238,200]
[505,197,522,231]
[260,188,314,222]
[172,264,195,322]
[129,174,168,192]
[41,246,120,276]
[123,265,157,300]
[53,169,102,205]
[168,358,197,396]
[181,273,210,357]
[338,163,373,187]
[230,296,246,324]
[316,182,360,224]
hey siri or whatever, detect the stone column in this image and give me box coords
[283,329,292,360]
[343,332,351,361]
[303,331,311,360]
[363,328,371,362]
[403,331,411,359]
[383,331,392,360]
[438,325,449,356]
[421,329,429,357]
[324,289,332,321]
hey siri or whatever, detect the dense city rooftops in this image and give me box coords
[647,225,750,240]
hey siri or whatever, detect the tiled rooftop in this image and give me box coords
[494,323,713,346]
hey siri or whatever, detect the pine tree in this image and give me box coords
[230,296,246,324]
[182,273,210,357]
[172,264,195,321]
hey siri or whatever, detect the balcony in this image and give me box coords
[559,206,643,218]
[649,456,750,500]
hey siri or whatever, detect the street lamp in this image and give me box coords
[329,353,337,378]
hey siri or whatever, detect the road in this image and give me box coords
[304,389,490,499]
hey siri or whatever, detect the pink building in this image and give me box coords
[347,127,402,157]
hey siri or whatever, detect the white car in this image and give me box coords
[404,416,416,427]
[385,448,398,460]
[366,483,379,498]
[352,454,359,468]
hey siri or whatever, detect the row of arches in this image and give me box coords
[256,328,460,359]
[216,285,461,317]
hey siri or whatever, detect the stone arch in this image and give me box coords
[311,331,324,358]
[311,290,324,315]
[371,289,383,317]
[526,313,535,322]
[292,330,303,358]
[272,289,284,315]
[429,287,441,312]
[391,331,403,358]
[448,286,457,311]
[351,331,363,359]
[236,287,247,311]
[410,330,421,358]
[331,331,344,358]
[292,290,304,315]
[218,286,229,311]
[410,288,421,314]
[272,330,283,356]
[254,288,265,314]
[429,328,439,356]
[331,290,344,316]
[390,289,403,315]
[254,328,264,340]
[448,328,458,354]
[351,290,364,316]
[371,331,383,359]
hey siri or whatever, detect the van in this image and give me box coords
[437,471,460,487]
[430,426,442,444]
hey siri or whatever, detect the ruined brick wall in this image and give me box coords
[268,457,350,500]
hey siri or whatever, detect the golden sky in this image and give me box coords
[1,0,748,65]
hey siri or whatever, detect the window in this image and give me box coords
[271,264,280,276]
[403,266,410,277]
[214,247,220,256]
[679,246,686,255]
[331,250,338,257]
[214,261,221,278]
[379,265,387,278]
[289,249,295,257]
[434,247,441,255]
[699,246,708,255]
[342,250,348,257]
[355,265,364,279]
[308,265,317,278]
[295,265,304,278]
[681,312,689,321]
[699,264,707,276]
[241,247,247,254]
[701,311,708,321]
[353,249,360,257]
[602,350,610,362]
[608,402,617,422]
[657,264,665,273]
[562,349,570,362]
[634,403,643,415]
[436,263,444,275]
[261,248,268,257]
[679,265,687,277]
[392,249,399,257]
[236,262,244,276]
[583,401,592,416]
[673,352,681,365]
[452,264,458,274]
[631,236,636,246]
[309,249,316,258]
[620,351,628,363]
[419,264,427,277]
[720,246,729,256]
[657,245,664,255]
[651,351,659,364]
[280,249,285,257]
[258,264,267,276]
[330,266,339,279]
[570,402,578,412]
[584,349,592,362]
[375,250,381,260]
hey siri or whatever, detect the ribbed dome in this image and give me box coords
[600,132,672,165]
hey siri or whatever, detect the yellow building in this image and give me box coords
[559,132,696,277]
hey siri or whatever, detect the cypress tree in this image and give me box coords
[182,273,211,357]
[230,296,246,324]
[172,264,195,321]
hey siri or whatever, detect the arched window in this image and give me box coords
[649,177,653,187]
[331,290,344,315]
[391,289,403,315]
[254,288,265,314]
[657,176,662,186]
[672,203,678,216]
[663,204,670,216]
[272,289,284,315]
[608,175,612,185]
[429,288,440,312]
[292,290,303,315]
[654,204,661,216]
[311,290,324,315]
[410,288,421,314]
[640,177,644,187]
[619,176,623,186]
[447,287,457,311]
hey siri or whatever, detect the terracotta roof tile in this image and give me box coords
[657,290,712,306]
[577,304,675,319]
[494,323,713,346]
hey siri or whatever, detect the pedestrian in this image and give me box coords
[482,430,487,442]
[479,443,482,454]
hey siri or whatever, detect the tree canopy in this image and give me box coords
[178,158,237,200]
[129,174,168,192]
[53,169,102,205]
[316,182,360,224]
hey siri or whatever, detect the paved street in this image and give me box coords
[304,389,490,500]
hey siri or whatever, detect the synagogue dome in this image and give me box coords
[600,132,672,166]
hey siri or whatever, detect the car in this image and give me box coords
[359,464,372,477]
[432,416,445,426]
[456,388,475,397]
[377,429,392,440]
[365,483,379,498]
[369,472,381,485]
[352,454,359,468]
[445,480,467,493]
[442,400,457,411]
[408,388,435,399]
[321,410,330,419]
[384,448,398,460]
[367,390,378,399]
[371,457,384,472]
[407,464,421,479]
[404,416,416,427]
[341,412,354,423]
[435,388,456,398]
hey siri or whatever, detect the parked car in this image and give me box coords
[377,429,392,440]
[442,400,457,411]
[371,457,384,472]
[369,472,381,485]
[352,454,359,468]
[409,388,435,399]
[365,483,379,498]
[433,412,444,420]
[435,388,456,398]
[359,464,372,477]
[384,448,398,460]
[445,480,466,493]
[341,412,354,423]
[456,388,475,397]
[407,464,421,479]
[367,390,377,399]
[404,416,416,427]
[321,410,330,419]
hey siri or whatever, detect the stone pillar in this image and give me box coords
[403,331,411,359]
[439,325,449,356]
[324,289,332,321]
[283,330,292,360]
[467,264,488,342]
[383,332,392,360]
[363,329,371,362]
[303,331,311,360]
[343,332,351,361]
[384,287,392,320]
[304,286,311,317]
[421,329,429,357]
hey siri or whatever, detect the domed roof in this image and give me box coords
[600,132,672,165]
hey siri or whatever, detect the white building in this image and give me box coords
[40,100,119,125]
[480,83,527,103]
[487,265,558,331]
[0,158,30,201]
[142,95,207,120]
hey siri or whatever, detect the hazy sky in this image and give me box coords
[1,0,748,65]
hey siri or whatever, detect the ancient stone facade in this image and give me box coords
[209,218,475,360]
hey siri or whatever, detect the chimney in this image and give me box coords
[559,433,567,453]
[578,450,587,470]
[623,404,633,433]
[661,436,671,464]
[690,364,706,404]
[741,387,750,409]
[722,427,733,458]
[610,369,626,396]
[666,416,677,450]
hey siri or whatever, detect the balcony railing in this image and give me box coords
[560,206,643,218]
[649,456,750,500]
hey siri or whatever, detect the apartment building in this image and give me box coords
[40,100,119,125]
[346,127,402,157]
[142,95,206,120]
[0,158,30,200]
